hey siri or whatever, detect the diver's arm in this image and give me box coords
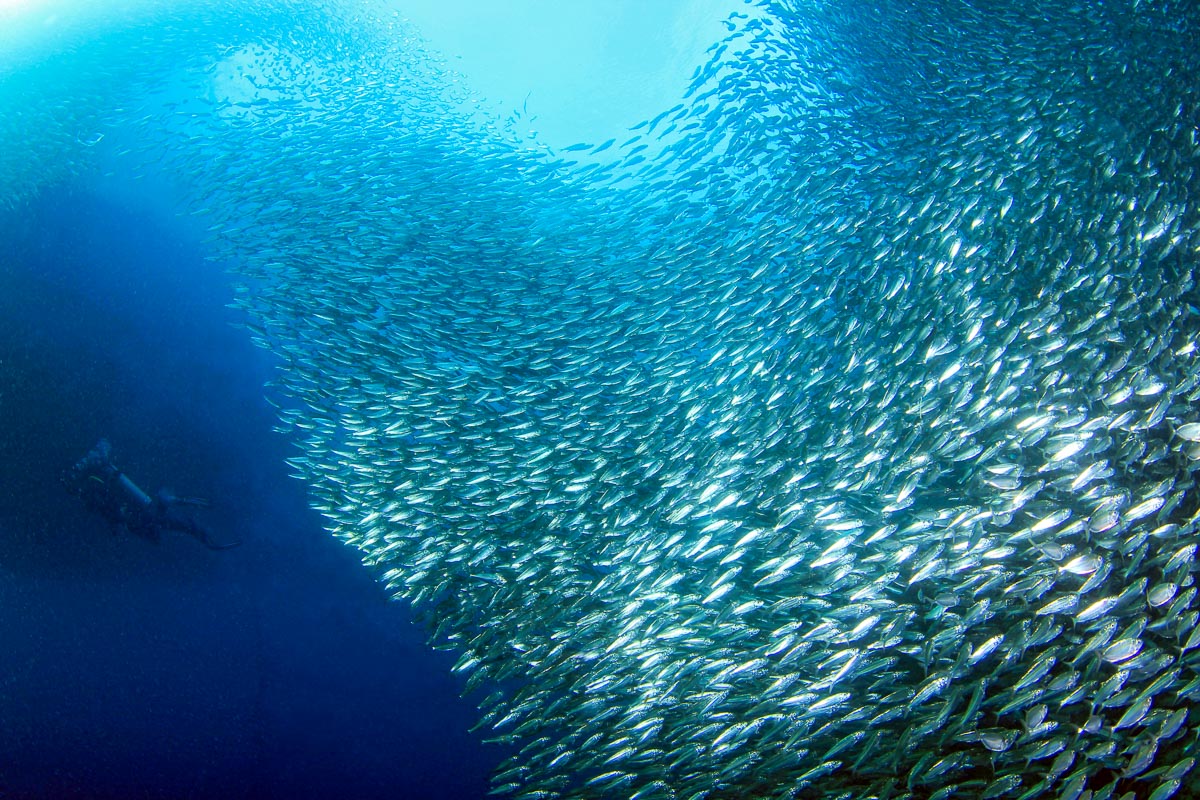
[169,496,211,508]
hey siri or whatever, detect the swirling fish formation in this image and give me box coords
[4,1,1200,798]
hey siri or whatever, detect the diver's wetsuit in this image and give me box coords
[63,439,239,549]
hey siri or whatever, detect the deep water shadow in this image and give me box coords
[0,183,497,800]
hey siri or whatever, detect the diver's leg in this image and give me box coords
[166,514,241,550]
[194,522,242,550]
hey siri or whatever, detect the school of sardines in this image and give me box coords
[4,0,1199,796]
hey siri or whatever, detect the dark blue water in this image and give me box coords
[0,181,498,799]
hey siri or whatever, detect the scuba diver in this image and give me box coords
[63,439,240,550]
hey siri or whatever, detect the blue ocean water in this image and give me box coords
[0,183,499,799]
[0,3,733,796]
[3,1,1198,798]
